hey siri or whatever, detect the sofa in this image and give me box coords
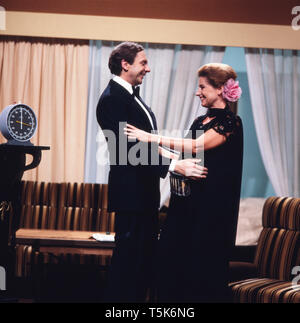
[13,180,115,278]
[229,196,300,303]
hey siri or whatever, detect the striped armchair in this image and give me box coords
[14,180,115,278]
[229,196,300,303]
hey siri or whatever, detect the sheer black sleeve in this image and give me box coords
[212,114,242,140]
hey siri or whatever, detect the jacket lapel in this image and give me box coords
[110,80,156,131]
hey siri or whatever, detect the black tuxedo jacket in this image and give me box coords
[96,79,170,212]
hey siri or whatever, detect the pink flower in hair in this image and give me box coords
[222,78,242,102]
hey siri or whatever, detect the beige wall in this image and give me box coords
[1,11,300,49]
[1,0,297,26]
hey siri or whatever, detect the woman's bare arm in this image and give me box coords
[125,124,226,154]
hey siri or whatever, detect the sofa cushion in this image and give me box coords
[235,198,265,245]
[229,278,300,303]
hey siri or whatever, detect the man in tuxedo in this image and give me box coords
[96,42,204,302]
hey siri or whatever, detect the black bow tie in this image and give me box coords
[132,86,140,98]
[132,85,150,111]
[131,86,158,130]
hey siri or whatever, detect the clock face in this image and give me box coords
[7,105,37,142]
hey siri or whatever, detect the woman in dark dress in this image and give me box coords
[125,63,243,302]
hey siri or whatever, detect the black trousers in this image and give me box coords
[105,210,158,303]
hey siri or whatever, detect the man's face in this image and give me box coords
[123,50,150,86]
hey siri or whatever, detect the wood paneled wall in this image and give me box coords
[0,0,299,49]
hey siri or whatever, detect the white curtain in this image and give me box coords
[85,41,225,206]
[85,40,114,183]
[245,48,300,197]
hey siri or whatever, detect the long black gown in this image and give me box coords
[157,106,243,303]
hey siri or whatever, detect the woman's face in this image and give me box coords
[196,76,223,108]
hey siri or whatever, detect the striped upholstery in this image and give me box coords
[15,181,115,278]
[230,278,300,303]
[18,181,114,232]
[229,197,300,303]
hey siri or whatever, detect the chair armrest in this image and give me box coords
[228,261,258,283]
[230,245,257,262]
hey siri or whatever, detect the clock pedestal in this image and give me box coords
[0,144,49,300]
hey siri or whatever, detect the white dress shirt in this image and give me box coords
[113,76,154,129]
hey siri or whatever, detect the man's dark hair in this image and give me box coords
[108,42,144,75]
